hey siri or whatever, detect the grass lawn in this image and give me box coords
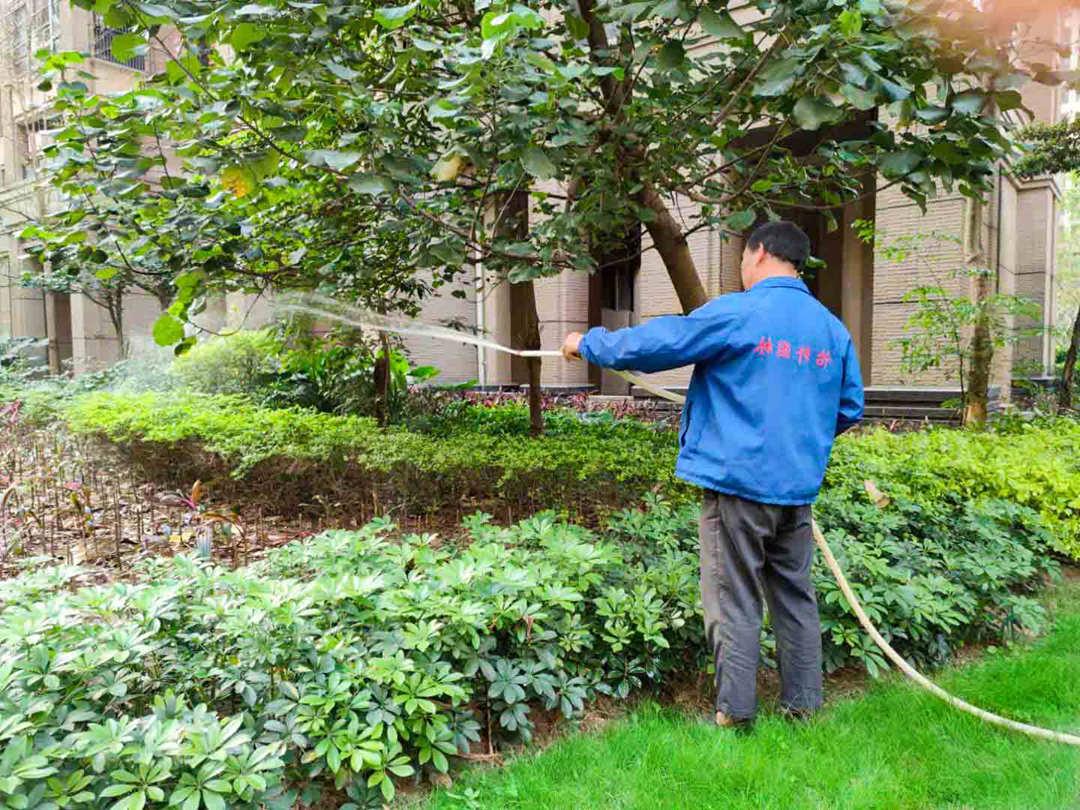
[426,577,1080,810]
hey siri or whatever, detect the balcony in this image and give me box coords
[92,15,146,71]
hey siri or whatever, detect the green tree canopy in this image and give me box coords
[26,0,1077,346]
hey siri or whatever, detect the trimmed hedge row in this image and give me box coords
[57,392,688,519]
[10,393,1080,557]
[9,389,1080,556]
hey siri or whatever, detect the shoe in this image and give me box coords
[779,706,816,723]
[715,710,752,729]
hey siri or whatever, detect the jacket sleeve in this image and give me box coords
[578,299,743,373]
[836,338,865,436]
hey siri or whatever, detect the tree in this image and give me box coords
[29,0,1076,418]
[887,229,1040,418]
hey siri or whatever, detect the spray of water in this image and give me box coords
[276,293,559,358]
[275,292,686,404]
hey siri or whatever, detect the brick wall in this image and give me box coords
[871,186,969,386]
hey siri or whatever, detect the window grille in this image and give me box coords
[92,12,146,71]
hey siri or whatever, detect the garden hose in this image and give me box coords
[279,295,1080,747]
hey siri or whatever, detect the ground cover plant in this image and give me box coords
[424,577,1080,810]
[0,489,1061,808]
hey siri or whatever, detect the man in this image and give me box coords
[562,221,864,727]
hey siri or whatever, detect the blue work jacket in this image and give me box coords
[578,277,864,505]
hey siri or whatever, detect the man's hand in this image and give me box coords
[562,332,583,361]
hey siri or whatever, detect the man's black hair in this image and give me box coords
[746,221,811,271]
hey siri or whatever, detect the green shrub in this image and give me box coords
[0,496,1056,807]
[826,421,1080,559]
[0,512,698,807]
[47,392,1080,556]
[57,392,686,518]
[172,329,283,396]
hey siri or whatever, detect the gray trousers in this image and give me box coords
[700,491,823,720]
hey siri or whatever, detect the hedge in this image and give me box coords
[21,391,1077,557]
[55,392,688,520]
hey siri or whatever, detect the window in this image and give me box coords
[92,13,146,71]
[17,115,61,180]
[2,0,60,75]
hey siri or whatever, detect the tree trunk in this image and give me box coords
[963,197,993,426]
[497,190,544,435]
[1059,304,1080,412]
[373,332,390,427]
[107,293,127,360]
[578,0,709,318]
[510,280,544,436]
[638,184,709,315]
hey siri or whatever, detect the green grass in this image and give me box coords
[427,580,1080,810]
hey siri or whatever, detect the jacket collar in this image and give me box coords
[749,276,811,294]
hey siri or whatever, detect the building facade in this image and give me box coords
[0,2,1066,400]
[0,0,178,371]
[415,5,1065,401]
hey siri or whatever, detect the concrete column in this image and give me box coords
[63,4,92,53]
[44,292,72,372]
[10,284,47,338]
[480,270,513,386]
[534,268,589,388]
[841,190,875,384]
[70,293,121,373]
[1013,178,1058,377]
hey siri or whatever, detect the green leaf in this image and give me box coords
[914,105,949,125]
[374,3,418,29]
[880,79,911,102]
[699,9,742,39]
[348,173,389,195]
[325,60,360,81]
[428,99,458,121]
[725,209,756,231]
[951,89,986,115]
[110,32,147,62]
[270,125,306,142]
[793,96,841,130]
[235,3,277,15]
[480,5,544,40]
[754,59,799,97]
[994,90,1024,112]
[837,8,862,37]
[230,23,266,50]
[164,54,201,84]
[306,150,362,172]
[653,0,686,20]
[565,13,589,40]
[137,3,175,18]
[521,146,556,179]
[880,149,921,178]
[608,2,652,22]
[152,313,185,346]
[841,84,877,111]
[657,41,685,70]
